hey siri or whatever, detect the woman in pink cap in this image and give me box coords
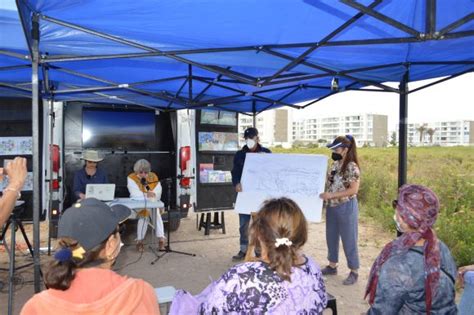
[365,184,457,315]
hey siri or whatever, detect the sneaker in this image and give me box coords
[321,265,338,276]
[343,271,358,285]
[232,251,246,261]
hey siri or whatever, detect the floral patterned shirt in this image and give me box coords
[169,256,327,315]
[326,160,360,207]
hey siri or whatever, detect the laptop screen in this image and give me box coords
[85,184,116,201]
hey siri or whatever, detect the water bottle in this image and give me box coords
[459,271,474,315]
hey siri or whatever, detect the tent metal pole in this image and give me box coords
[341,0,420,37]
[188,64,193,103]
[193,70,228,102]
[408,68,474,94]
[261,0,382,85]
[31,14,42,293]
[40,15,257,85]
[426,0,436,37]
[252,101,256,128]
[398,71,409,188]
[438,13,474,37]
[261,48,399,92]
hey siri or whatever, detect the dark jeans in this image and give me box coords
[239,213,251,253]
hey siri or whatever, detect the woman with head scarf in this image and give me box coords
[365,184,457,315]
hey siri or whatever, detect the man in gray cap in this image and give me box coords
[231,127,271,261]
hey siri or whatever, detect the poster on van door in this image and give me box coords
[234,153,328,222]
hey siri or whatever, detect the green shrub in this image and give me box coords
[270,146,474,266]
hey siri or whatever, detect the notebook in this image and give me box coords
[85,184,116,201]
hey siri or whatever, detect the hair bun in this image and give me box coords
[54,247,73,263]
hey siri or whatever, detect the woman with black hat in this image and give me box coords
[319,135,360,285]
[21,198,160,314]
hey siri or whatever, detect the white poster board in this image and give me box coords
[234,153,328,222]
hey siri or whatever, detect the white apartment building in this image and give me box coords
[238,109,293,148]
[293,114,388,147]
[403,120,474,146]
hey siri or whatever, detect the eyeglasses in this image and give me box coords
[138,171,149,174]
[392,199,398,209]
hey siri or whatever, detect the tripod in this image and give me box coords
[0,204,41,315]
[151,178,195,264]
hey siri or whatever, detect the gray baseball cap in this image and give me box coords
[58,198,131,250]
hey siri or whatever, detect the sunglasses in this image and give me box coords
[392,199,398,209]
[138,171,149,174]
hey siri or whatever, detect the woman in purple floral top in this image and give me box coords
[170,198,327,314]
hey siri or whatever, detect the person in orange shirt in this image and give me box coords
[21,198,160,315]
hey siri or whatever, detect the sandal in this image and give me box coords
[136,240,145,253]
[158,238,166,251]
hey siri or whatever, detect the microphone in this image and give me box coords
[140,177,151,191]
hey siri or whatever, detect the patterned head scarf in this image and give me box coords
[365,184,440,314]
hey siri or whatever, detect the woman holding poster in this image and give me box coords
[319,135,360,285]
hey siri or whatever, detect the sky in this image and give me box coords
[291,73,474,132]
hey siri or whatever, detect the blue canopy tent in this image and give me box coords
[0,0,473,300]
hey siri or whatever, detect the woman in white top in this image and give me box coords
[127,159,165,252]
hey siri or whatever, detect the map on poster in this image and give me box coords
[0,172,33,191]
[198,132,239,151]
[0,137,33,155]
[234,153,328,222]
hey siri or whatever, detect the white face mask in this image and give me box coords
[246,139,256,149]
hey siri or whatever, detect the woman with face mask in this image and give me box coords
[319,135,360,285]
[366,184,457,315]
[21,198,160,315]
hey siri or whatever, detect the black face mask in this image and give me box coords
[331,152,343,161]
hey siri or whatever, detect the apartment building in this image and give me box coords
[293,114,388,147]
[238,109,293,148]
[404,120,474,146]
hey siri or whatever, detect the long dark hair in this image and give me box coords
[44,229,119,290]
[249,198,308,281]
[334,135,359,173]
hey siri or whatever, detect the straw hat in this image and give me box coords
[81,150,104,162]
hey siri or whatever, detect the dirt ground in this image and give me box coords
[2,210,396,314]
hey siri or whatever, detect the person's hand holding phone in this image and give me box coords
[4,157,28,191]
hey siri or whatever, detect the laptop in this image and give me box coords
[85,184,116,201]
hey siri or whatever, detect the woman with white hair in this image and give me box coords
[127,159,165,252]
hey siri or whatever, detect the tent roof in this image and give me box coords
[1,0,473,112]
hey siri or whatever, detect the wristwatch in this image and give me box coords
[3,187,21,200]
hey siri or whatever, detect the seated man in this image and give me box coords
[73,150,108,201]
[127,159,165,252]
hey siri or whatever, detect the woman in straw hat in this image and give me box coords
[73,150,108,201]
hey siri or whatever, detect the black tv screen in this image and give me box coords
[82,109,156,150]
